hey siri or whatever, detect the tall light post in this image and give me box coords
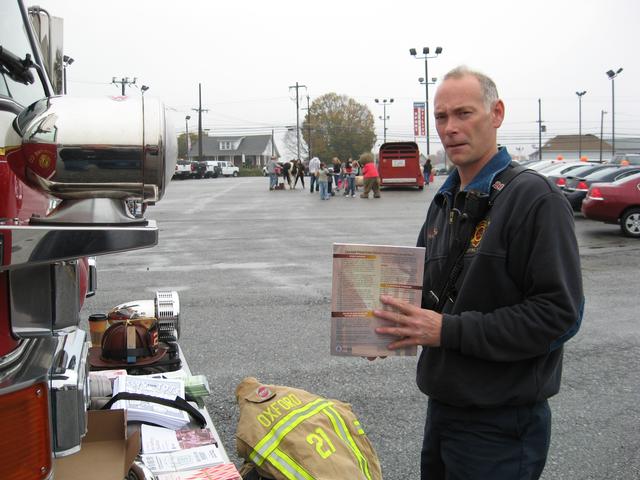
[606,67,623,157]
[410,46,443,157]
[599,110,607,162]
[575,90,587,159]
[185,115,191,159]
[418,77,437,148]
[62,55,74,95]
[375,98,393,143]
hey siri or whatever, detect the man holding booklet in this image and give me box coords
[373,66,583,480]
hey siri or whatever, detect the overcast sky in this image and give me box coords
[35,0,638,159]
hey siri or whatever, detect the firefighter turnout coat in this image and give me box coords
[235,377,382,480]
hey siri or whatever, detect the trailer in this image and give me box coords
[378,142,425,190]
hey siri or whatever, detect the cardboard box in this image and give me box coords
[54,409,140,480]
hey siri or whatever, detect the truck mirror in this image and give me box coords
[7,95,177,224]
[28,8,65,95]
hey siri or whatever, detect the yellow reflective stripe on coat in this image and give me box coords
[249,398,331,466]
[323,405,372,480]
[268,448,314,480]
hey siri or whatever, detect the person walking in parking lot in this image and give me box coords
[293,159,305,189]
[317,162,332,200]
[424,158,433,186]
[343,159,356,197]
[308,156,321,193]
[266,156,278,190]
[282,161,292,189]
[373,66,584,480]
[359,153,380,198]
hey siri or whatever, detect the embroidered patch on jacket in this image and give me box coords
[470,220,489,249]
[492,180,505,192]
[257,386,272,400]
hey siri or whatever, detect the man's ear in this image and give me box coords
[492,99,505,128]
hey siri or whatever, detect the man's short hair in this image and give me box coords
[443,66,499,110]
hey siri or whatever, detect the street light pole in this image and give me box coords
[600,110,607,162]
[375,98,394,143]
[410,47,443,157]
[576,90,586,159]
[62,55,74,95]
[606,68,623,157]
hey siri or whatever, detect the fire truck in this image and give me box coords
[0,1,177,478]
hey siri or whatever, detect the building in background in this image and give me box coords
[188,134,279,167]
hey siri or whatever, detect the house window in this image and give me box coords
[220,141,233,150]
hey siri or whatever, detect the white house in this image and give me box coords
[188,134,280,167]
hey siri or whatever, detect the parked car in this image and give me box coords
[216,160,240,177]
[202,161,222,178]
[190,161,207,179]
[608,153,640,166]
[537,161,590,179]
[581,172,640,237]
[563,166,640,211]
[173,160,193,180]
[524,159,567,171]
[549,163,611,189]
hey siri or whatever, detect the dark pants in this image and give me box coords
[421,398,551,480]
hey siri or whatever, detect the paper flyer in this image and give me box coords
[331,243,425,357]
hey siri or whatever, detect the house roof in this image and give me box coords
[541,134,611,152]
[190,134,280,157]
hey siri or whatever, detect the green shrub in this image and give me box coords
[239,166,264,177]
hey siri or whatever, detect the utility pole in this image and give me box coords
[537,99,544,161]
[289,82,307,161]
[111,76,137,95]
[302,94,312,159]
[600,110,607,162]
[192,83,209,163]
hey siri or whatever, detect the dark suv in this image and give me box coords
[190,161,207,179]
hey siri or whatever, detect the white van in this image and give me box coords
[215,161,240,177]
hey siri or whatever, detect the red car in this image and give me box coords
[582,172,640,237]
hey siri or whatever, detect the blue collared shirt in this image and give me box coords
[436,148,512,205]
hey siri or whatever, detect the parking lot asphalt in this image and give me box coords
[81,175,640,479]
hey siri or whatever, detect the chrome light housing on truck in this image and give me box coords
[6,95,176,224]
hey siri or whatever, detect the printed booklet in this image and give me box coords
[331,243,425,357]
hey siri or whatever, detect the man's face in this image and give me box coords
[433,75,504,168]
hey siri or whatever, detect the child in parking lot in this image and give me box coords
[343,160,356,197]
[317,162,332,200]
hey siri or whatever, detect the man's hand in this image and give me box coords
[374,295,443,350]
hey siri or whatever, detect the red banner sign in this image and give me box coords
[413,102,425,137]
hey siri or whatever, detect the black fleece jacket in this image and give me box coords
[416,149,584,408]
